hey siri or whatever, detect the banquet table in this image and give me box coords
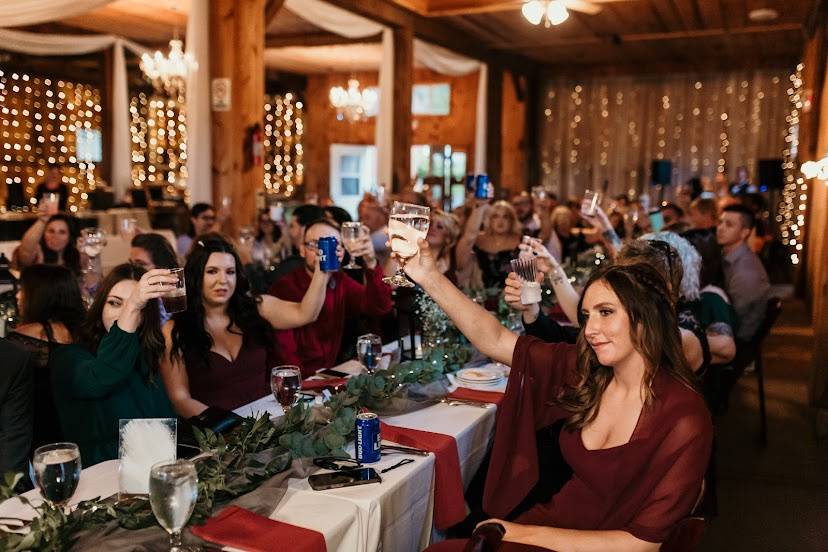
[0,347,504,552]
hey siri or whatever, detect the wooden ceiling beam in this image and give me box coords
[399,0,635,17]
[324,0,542,75]
[265,32,381,48]
[492,22,804,50]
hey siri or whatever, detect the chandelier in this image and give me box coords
[522,0,569,27]
[801,155,828,182]
[140,38,197,97]
[329,79,378,123]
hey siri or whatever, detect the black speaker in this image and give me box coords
[651,160,673,186]
[4,182,26,209]
[757,158,784,191]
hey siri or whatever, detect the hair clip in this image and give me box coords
[197,240,205,247]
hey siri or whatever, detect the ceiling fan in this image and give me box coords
[522,0,609,26]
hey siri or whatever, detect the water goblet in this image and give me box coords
[341,222,366,269]
[384,201,430,288]
[149,459,198,552]
[357,333,382,373]
[33,442,81,510]
[271,365,302,412]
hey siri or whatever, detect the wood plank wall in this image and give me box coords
[302,66,525,200]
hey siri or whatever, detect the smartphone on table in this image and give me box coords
[308,468,382,490]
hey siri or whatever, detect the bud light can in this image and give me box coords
[355,412,381,464]
[317,235,340,272]
[475,173,493,200]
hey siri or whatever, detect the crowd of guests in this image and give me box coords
[0,175,777,549]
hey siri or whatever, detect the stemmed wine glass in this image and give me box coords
[32,442,81,510]
[271,365,302,413]
[384,201,430,287]
[81,227,107,272]
[149,459,198,552]
[341,222,366,269]
[357,333,382,373]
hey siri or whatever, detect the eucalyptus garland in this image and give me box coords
[0,345,473,551]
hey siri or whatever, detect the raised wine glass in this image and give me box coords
[271,365,302,413]
[384,201,430,288]
[149,459,198,552]
[33,442,81,510]
[357,333,382,373]
[341,222,365,269]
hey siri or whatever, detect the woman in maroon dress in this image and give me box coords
[402,241,712,551]
[161,233,329,417]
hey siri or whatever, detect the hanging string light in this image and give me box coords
[0,68,102,213]
[263,93,304,198]
[778,63,805,265]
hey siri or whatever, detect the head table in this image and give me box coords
[0,340,502,552]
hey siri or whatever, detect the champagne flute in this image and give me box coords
[271,365,302,412]
[384,201,430,288]
[341,222,365,269]
[33,442,81,509]
[149,459,198,552]
[119,217,138,242]
[357,333,382,373]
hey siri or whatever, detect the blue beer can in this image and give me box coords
[475,173,492,199]
[355,412,381,464]
[317,235,340,272]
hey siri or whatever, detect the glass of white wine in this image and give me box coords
[384,201,430,288]
[33,442,81,509]
[149,459,199,552]
[341,222,366,269]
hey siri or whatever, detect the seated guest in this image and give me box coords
[456,200,522,291]
[512,192,540,237]
[269,204,326,282]
[545,205,591,265]
[49,264,179,466]
[130,233,180,324]
[404,247,712,551]
[324,205,353,227]
[716,204,770,341]
[683,197,724,288]
[0,339,33,484]
[13,212,81,275]
[162,234,329,416]
[358,195,390,268]
[176,203,217,257]
[729,165,756,196]
[661,201,689,233]
[426,210,462,284]
[130,233,179,270]
[33,162,69,212]
[251,209,285,268]
[269,220,392,376]
[7,265,85,451]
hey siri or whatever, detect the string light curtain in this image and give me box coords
[129,92,188,198]
[539,69,790,199]
[0,68,102,212]
[779,63,806,265]
[263,93,304,198]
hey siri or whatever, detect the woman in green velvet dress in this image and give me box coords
[49,263,178,466]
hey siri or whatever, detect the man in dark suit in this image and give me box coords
[0,339,33,481]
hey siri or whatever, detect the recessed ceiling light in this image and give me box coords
[748,8,779,22]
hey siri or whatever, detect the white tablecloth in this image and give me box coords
[0,348,499,552]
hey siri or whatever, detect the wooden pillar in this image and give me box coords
[392,27,413,193]
[524,71,541,189]
[486,64,504,193]
[209,0,265,231]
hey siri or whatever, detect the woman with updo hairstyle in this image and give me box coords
[14,213,81,275]
[456,200,522,291]
[49,263,178,465]
[399,238,712,551]
[161,233,328,418]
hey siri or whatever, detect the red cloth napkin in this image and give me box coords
[447,387,504,406]
[191,505,327,552]
[380,421,466,530]
[301,378,347,392]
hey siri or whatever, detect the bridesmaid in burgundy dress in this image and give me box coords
[401,240,712,552]
[160,233,329,417]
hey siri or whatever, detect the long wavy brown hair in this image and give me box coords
[555,262,698,429]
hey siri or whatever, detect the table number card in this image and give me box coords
[118,418,176,496]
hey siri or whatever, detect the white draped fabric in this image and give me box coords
[284,0,393,191]
[474,65,489,175]
[0,28,148,199]
[185,0,212,204]
[0,0,114,27]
